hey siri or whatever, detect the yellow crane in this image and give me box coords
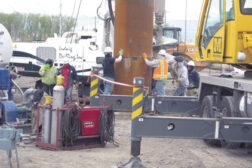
[196,0,252,71]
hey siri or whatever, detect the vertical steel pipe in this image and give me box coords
[114,0,154,95]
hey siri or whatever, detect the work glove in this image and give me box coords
[44,64,50,70]
[193,88,198,94]
[74,83,79,89]
[119,49,124,56]
[142,53,147,60]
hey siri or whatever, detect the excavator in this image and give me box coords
[164,26,207,71]
[89,0,252,167]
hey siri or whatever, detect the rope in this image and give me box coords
[90,73,145,89]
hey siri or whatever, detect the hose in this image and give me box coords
[97,0,107,21]
[99,107,115,145]
[62,107,81,146]
[108,0,114,25]
[96,0,114,25]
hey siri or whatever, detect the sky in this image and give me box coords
[0,0,203,20]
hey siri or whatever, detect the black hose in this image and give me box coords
[62,107,81,146]
[97,0,107,21]
[99,107,115,145]
[108,0,114,25]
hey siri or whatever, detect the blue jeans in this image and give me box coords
[174,85,186,96]
[103,77,114,95]
[65,87,73,102]
[153,80,166,96]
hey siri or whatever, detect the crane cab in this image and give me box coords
[196,0,252,71]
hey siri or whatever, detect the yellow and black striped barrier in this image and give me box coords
[131,77,144,119]
[131,77,144,157]
[132,87,144,120]
[89,68,100,98]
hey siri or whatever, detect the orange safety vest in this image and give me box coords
[153,58,168,80]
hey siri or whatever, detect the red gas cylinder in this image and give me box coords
[78,108,101,135]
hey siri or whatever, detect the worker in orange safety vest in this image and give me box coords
[143,49,169,96]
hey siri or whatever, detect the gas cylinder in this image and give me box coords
[42,96,52,143]
[50,76,65,145]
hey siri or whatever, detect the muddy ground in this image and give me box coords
[1,71,252,168]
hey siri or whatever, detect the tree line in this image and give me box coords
[0,12,75,42]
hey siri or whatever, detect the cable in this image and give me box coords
[64,0,77,44]
[70,0,82,44]
[99,107,116,145]
[62,107,81,146]
[97,0,107,21]
[71,0,77,20]
[184,0,188,53]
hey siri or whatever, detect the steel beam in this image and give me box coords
[131,116,252,143]
[90,95,200,115]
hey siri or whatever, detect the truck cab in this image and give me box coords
[196,0,252,71]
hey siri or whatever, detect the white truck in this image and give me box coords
[10,29,105,96]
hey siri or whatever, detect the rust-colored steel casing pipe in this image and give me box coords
[114,0,154,95]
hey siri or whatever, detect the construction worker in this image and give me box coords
[58,62,79,102]
[143,49,168,96]
[186,60,200,96]
[173,56,189,96]
[102,47,124,95]
[39,59,58,96]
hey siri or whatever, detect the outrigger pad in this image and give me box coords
[119,157,147,168]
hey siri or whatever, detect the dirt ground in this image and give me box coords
[1,74,252,168]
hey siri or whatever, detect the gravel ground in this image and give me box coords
[1,75,252,168]
[1,113,252,168]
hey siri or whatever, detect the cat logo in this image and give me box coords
[213,37,222,54]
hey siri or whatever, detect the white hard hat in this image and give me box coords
[104,47,113,53]
[158,49,166,56]
[187,60,195,66]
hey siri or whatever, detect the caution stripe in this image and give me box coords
[132,87,144,119]
[91,78,99,88]
[90,76,99,97]
[132,106,143,119]
[132,93,143,106]
[133,87,139,94]
[90,88,98,97]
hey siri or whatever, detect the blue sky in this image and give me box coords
[0,0,203,20]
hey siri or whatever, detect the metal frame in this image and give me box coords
[91,95,200,115]
[132,116,252,142]
[88,73,252,167]
[36,104,104,150]
[89,75,252,144]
